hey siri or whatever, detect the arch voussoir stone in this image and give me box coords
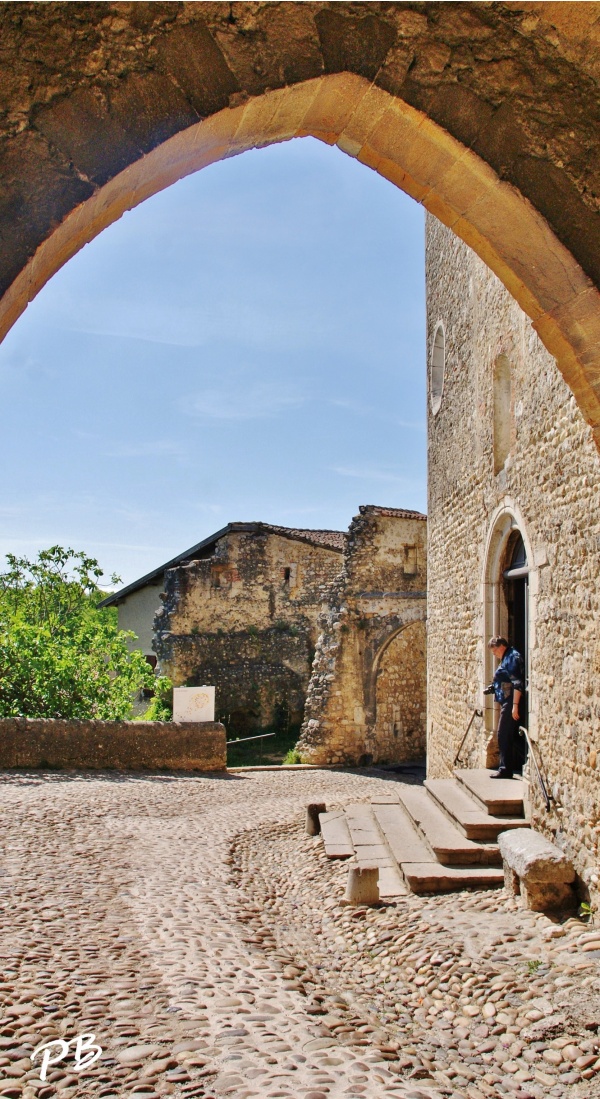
[0,2,598,439]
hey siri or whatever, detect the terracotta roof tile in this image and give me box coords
[359,505,427,520]
[260,524,347,551]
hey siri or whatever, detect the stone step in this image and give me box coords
[345,805,404,891]
[425,778,529,841]
[455,768,526,818]
[319,810,354,859]
[375,863,408,899]
[403,862,505,895]
[320,805,407,896]
[396,786,502,866]
[344,803,383,848]
[372,802,503,893]
[372,802,433,865]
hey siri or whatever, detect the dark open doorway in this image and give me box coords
[503,530,529,732]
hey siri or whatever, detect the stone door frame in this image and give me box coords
[482,498,538,762]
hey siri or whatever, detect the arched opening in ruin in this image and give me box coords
[371,620,427,765]
[1,74,599,450]
[483,503,535,768]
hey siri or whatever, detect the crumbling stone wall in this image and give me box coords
[426,214,600,895]
[154,527,344,735]
[297,507,427,766]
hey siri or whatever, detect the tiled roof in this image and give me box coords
[260,524,347,551]
[359,505,427,520]
[99,521,346,606]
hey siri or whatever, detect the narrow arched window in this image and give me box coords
[493,354,512,474]
[430,323,445,415]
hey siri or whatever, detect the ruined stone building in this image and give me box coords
[103,523,345,735]
[104,510,427,752]
[298,506,427,767]
[425,215,600,888]
[153,523,346,735]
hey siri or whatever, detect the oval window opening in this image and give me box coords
[430,323,445,415]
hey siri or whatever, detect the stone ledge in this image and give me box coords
[498,827,575,883]
[498,826,576,912]
[0,717,226,772]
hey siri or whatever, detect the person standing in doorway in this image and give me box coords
[486,636,525,779]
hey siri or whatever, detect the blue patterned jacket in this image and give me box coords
[493,646,525,706]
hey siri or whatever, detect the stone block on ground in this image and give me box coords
[522,879,576,912]
[498,826,576,911]
[344,862,379,906]
[306,802,326,836]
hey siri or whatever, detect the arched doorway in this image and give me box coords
[483,504,534,764]
[504,534,528,678]
[372,620,426,764]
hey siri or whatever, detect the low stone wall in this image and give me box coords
[0,718,226,772]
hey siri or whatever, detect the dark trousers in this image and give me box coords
[497,701,519,776]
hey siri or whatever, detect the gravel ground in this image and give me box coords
[0,767,599,1099]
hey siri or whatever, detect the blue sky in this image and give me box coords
[0,137,426,587]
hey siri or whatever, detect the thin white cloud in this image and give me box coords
[329,397,425,431]
[44,292,339,354]
[104,440,186,459]
[331,464,423,486]
[394,419,426,431]
[181,381,305,421]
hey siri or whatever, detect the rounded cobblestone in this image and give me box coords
[0,768,599,1099]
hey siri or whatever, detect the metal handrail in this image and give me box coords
[518,725,552,812]
[225,731,277,745]
[453,708,483,766]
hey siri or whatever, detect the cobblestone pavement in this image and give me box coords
[1,768,599,1099]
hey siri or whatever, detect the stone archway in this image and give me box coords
[1,4,599,441]
[371,620,427,764]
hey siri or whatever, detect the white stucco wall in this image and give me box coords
[116,581,164,655]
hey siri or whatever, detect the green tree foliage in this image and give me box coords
[0,546,155,719]
[140,675,173,722]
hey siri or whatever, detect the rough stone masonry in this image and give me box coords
[425,214,600,901]
[298,506,427,767]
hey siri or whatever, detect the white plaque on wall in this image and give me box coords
[173,686,215,723]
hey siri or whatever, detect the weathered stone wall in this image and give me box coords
[297,507,427,765]
[0,718,226,772]
[426,214,600,895]
[154,528,344,733]
[374,620,426,763]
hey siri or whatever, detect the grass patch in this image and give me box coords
[283,748,303,765]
